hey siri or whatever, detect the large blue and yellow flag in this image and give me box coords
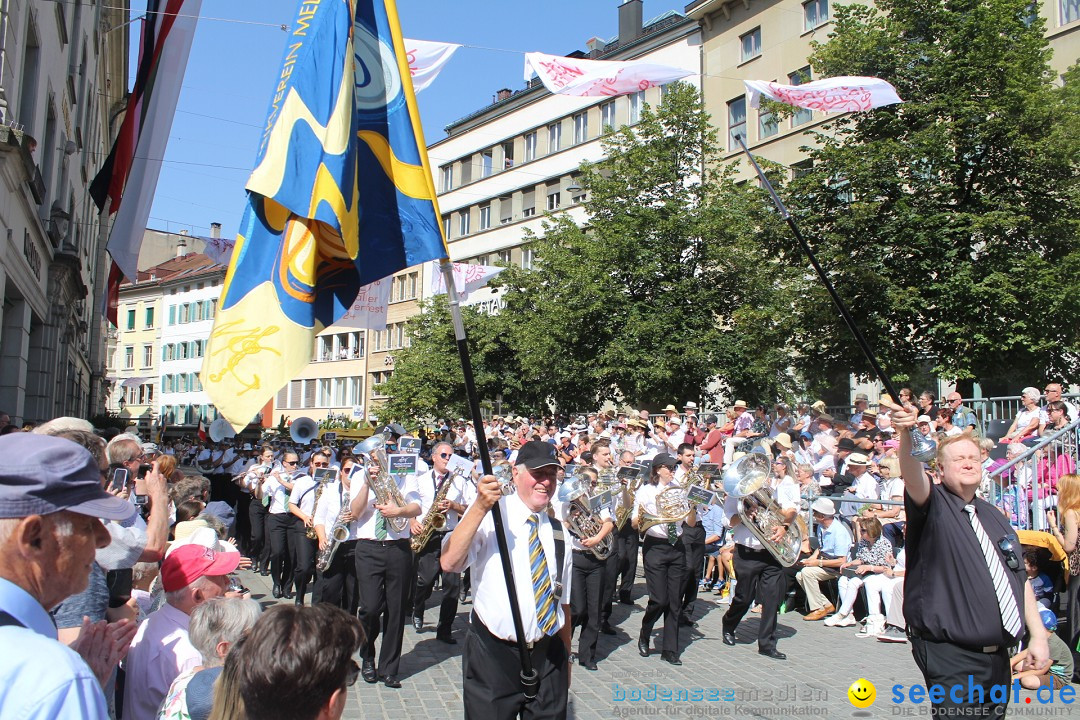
[203,0,448,429]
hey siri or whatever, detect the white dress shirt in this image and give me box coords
[724,494,761,550]
[314,481,357,541]
[264,468,293,514]
[632,482,686,540]
[551,496,613,552]
[449,492,573,642]
[350,466,421,540]
[415,468,470,531]
[289,473,320,517]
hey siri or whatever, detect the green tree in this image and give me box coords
[783,0,1080,391]
[496,83,800,409]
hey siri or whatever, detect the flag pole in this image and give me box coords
[732,133,903,402]
[439,260,540,698]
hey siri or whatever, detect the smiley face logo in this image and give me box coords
[847,678,876,708]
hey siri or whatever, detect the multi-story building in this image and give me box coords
[110,275,162,434]
[0,1,128,424]
[685,0,1080,182]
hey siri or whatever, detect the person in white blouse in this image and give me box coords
[348,450,421,690]
[441,440,574,720]
[262,447,296,600]
[287,451,329,606]
[311,456,360,614]
[411,441,473,643]
[632,453,697,665]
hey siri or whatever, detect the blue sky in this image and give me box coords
[133,0,690,240]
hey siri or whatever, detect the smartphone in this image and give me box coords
[105,568,133,608]
[133,493,149,507]
[137,463,152,479]
[109,467,129,493]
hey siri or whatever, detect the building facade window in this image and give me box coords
[144,306,154,328]
[804,0,829,31]
[443,216,451,239]
[126,308,135,330]
[1061,0,1080,25]
[547,188,560,211]
[480,149,493,178]
[479,204,491,231]
[548,122,561,153]
[789,67,813,126]
[459,211,470,236]
[759,108,778,139]
[521,247,534,270]
[573,112,588,145]
[740,27,762,62]
[728,96,747,150]
[522,189,536,218]
[600,101,616,131]
[524,131,537,162]
[124,346,134,369]
[441,164,453,192]
[142,344,153,368]
[629,91,645,123]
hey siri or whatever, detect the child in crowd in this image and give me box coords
[1024,550,1055,609]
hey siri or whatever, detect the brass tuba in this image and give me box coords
[290,417,319,445]
[557,476,613,560]
[721,453,806,567]
[354,433,409,533]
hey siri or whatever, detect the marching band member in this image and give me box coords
[287,450,326,606]
[237,444,272,576]
[349,449,422,689]
[411,441,473,643]
[674,443,706,628]
[590,440,621,636]
[556,465,614,672]
[442,440,574,720]
[263,446,297,599]
[614,450,640,605]
[633,453,696,665]
[312,455,360,614]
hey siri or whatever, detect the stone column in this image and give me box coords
[0,294,30,423]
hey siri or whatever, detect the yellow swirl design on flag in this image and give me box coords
[202,0,448,430]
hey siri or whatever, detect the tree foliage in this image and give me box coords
[785,0,1080,391]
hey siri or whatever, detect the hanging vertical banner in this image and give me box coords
[202,0,449,430]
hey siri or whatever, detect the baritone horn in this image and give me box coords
[637,484,692,534]
[721,453,806,567]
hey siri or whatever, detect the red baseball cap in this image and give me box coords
[161,543,241,592]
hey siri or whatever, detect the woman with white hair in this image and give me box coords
[1001,387,1047,445]
[158,597,261,720]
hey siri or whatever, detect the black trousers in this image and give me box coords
[570,550,606,663]
[247,499,269,565]
[234,492,252,557]
[722,544,783,653]
[615,523,639,601]
[600,540,620,625]
[412,534,460,635]
[356,538,412,678]
[289,521,318,591]
[910,636,1011,718]
[266,512,296,589]
[463,616,568,720]
[313,539,358,614]
[679,523,706,621]
[640,536,686,656]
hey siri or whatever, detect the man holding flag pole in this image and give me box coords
[200,0,552,708]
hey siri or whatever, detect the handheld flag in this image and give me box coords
[744,76,902,113]
[202,0,448,430]
[525,51,692,97]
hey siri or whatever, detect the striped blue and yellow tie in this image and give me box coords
[527,514,559,636]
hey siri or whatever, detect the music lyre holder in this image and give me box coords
[732,134,935,461]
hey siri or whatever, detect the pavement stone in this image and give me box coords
[238,567,1057,718]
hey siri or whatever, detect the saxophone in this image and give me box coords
[316,502,351,572]
[305,472,327,540]
[355,434,409,533]
[410,470,458,554]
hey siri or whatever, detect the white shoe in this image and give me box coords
[857,614,885,638]
[834,613,857,627]
[823,613,845,627]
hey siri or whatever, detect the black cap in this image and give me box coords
[703,415,718,425]
[0,434,133,520]
[651,453,678,470]
[515,440,561,470]
[837,437,856,451]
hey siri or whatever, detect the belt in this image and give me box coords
[906,627,1001,654]
[357,538,410,547]
[471,612,555,652]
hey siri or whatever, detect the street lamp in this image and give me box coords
[117,396,126,413]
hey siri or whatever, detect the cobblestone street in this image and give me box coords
[239,566,1048,719]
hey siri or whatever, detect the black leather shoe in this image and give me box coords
[722,631,737,647]
[600,622,616,636]
[271,584,283,599]
[412,616,423,631]
[580,659,598,671]
[758,648,787,660]
[638,632,650,657]
[661,652,682,666]
[383,675,402,689]
[679,618,698,628]
[282,587,295,599]
[436,633,457,645]
[619,596,634,605]
[361,660,377,684]
[259,566,271,577]
[459,588,468,604]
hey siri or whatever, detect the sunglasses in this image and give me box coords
[438,453,452,459]
[997,537,1020,571]
[345,660,360,687]
[282,460,298,465]
[313,462,330,468]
